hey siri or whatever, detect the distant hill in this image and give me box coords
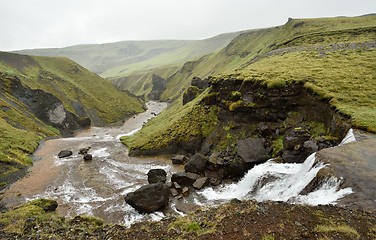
[16,32,242,77]
[0,51,144,189]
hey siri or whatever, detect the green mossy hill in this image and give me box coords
[122,92,218,155]
[0,51,144,189]
[0,51,144,124]
[16,32,241,77]
[233,47,376,132]
[158,15,376,101]
[1,199,374,239]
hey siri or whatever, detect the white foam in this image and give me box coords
[116,127,142,140]
[339,129,356,146]
[91,147,110,158]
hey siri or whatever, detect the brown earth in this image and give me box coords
[1,200,375,239]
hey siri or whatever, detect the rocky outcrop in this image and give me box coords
[8,75,91,135]
[184,153,208,174]
[124,183,170,213]
[315,136,376,211]
[147,74,166,100]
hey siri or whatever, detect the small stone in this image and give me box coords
[170,188,179,197]
[58,150,72,158]
[83,154,93,161]
[182,187,189,196]
[171,155,187,165]
[193,177,209,190]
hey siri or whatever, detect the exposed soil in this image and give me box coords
[1,200,374,239]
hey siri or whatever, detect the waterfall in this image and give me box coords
[199,129,356,206]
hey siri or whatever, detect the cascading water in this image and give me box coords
[198,129,356,206]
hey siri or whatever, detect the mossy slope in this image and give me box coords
[123,15,376,155]
[0,51,144,188]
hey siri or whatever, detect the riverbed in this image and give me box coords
[1,101,181,225]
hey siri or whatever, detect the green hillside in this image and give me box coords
[0,51,144,188]
[158,15,376,101]
[123,15,376,154]
[16,32,241,78]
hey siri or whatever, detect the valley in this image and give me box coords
[0,14,375,240]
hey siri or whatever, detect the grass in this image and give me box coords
[122,91,218,152]
[235,48,376,132]
[314,224,360,239]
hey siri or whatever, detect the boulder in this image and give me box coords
[193,177,209,190]
[79,147,91,155]
[147,169,167,184]
[171,155,187,165]
[171,172,199,187]
[83,154,93,161]
[124,183,170,213]
[237,138,269,164]
[58,150,73,158]
[184,153,208,174]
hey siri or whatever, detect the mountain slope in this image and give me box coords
[158,15,376,101]
[123,15,376,157]
[0,51,144,189]
[16,32,241,77]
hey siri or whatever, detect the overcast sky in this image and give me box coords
[0,0,375,51]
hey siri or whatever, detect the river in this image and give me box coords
[1,101,182,225]
[1,101,357,226]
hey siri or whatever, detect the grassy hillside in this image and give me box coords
[0,51,144,188]
[159,15,376,101]
[123,15,376,154]
[16,32,241,78]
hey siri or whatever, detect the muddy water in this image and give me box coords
[2,101,181,225]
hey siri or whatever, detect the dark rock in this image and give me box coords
[147,169,167,184]
[283,128,311,150]
[237,138,269,164]
[171,172,199,187]
[83,154,93,161]
[58,150,73,158]
[79,147,91,155]
[184,153,208,174]
[171,155,187,165]
[303,140,319,153]
[209,177,222,186]
[224,160,247,179]
[191,77,208,89]
[193,177,209,190]
[124,183,170,213]
[183,86,202,105]
[147,74,166,100]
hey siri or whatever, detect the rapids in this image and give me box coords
[197,129,356,206]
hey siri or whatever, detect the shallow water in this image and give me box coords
[2,101,180,225]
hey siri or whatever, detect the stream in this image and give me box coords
[1,101,356,227]
[2,101,182,226]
